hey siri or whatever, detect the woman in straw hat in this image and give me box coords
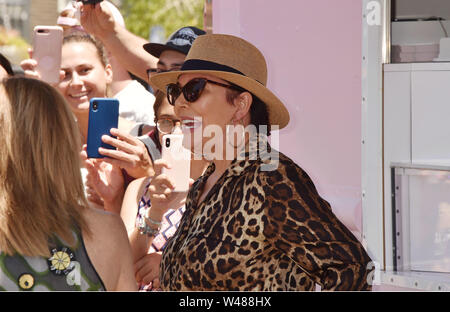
[145,34,373,291]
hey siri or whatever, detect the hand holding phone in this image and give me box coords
[86,98,119,158]
[161,134,191,192]
[32,26,63,84]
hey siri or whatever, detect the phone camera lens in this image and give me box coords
[165,138,171,148]
[92,102,98,111]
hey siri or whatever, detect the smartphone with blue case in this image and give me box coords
[86,98,119,158]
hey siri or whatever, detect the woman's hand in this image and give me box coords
[20,49,41,80]
[20,48,65,82]
[80,147,102,207]
[146,159,194,221]
[82,146,125,214]
[134,252,162,287]
[79,1,116,40]
[20,58,41,80]
[85,181,105,207]
[98,128,155,179]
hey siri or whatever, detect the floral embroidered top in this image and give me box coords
[0,231,105,291]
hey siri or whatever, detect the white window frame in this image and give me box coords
[362,0,450,291]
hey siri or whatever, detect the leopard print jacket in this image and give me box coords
[160,137,373,291]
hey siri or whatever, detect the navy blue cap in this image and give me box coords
[143,26,206,57]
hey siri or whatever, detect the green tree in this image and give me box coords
[120,0,204,41]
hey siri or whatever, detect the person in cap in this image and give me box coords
[143,26,206,91]
[134,26,205,156]
[146,34,373,291]
[127,26,205,137]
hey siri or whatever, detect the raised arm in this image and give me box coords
[120,177,153,261]
[83,208,138,291]
[80,2,158,81]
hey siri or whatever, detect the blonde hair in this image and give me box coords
[0,77,90,257]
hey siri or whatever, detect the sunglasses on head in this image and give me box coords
[165,78,244,106]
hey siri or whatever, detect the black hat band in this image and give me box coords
[180,59,264,85]
[181,59,245,76]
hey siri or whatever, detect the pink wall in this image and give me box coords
[213,0,363,237]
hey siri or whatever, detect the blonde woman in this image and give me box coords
[0,77,137,291]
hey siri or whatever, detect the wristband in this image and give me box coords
[145,210,163,227]
[137,208,162,237]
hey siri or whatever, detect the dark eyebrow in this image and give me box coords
[76,63,93,68]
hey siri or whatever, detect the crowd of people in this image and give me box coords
[0,1,373,291]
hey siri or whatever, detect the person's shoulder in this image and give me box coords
[256,149,297,173]
[118,116,137,133]
[115,80,155,102]
[276,151,304,173]
[128,80,155,99]
[257,149,315,188]
[83,207,130,257]
[117,81,155,123]
[81,207,137,291]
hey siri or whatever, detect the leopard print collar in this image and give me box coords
[201,132,276,179]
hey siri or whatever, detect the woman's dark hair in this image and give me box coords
[225,83,271,137]
[0,53,14,76]
[151,90,166,151]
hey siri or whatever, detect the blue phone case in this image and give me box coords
[86,98,119,158]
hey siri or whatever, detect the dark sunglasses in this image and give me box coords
[166,78,244,106]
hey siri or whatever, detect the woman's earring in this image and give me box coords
[226,119,245,149]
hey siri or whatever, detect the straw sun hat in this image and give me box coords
[149,34,290,129]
